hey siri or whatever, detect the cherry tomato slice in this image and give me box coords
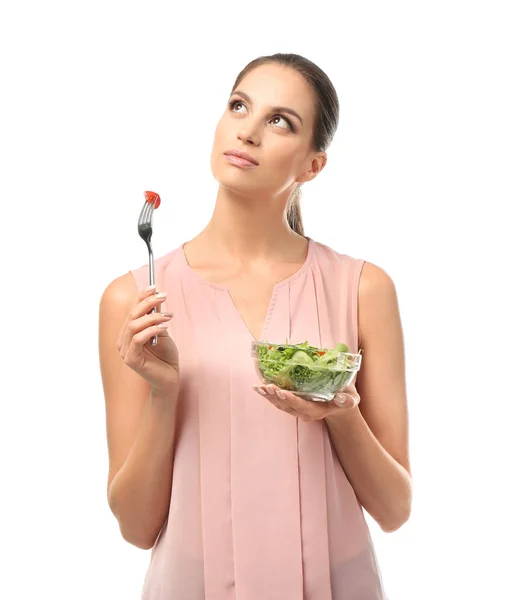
[144,191,161,209]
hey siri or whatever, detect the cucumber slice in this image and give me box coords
[334,342,349,353]
[290,350,314,364]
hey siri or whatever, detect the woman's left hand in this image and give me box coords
[251,381,360,422]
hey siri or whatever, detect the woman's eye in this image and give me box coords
[270,115,291,130]
[228,100,294,131]
[230,100,246,114]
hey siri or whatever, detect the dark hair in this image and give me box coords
[230,53,340,236]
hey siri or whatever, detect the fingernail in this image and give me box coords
[145,284,156,292]
[156,292,168,299]
[266,385,275,394]
[276,390,285,400]
[335,394,346,404]
[258,387,267,396]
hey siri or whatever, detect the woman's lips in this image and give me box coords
[224,154,258,168]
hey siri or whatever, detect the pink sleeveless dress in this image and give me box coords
[129,237,388,600]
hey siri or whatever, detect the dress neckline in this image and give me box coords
[179,237,315,293]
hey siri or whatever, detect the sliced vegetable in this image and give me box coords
[144,191,161,209]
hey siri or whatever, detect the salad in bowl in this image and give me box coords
[251,340,362,402]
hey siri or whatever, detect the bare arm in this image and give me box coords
[325,261,412,533]
[99,273,180,549]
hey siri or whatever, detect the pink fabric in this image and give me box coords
[129,237,388,599]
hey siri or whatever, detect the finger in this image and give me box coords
[254,385,313,420]
[253,385,286,412]
[271,386,307,411]
[118,284,160,346]
[334,392,348,405]
[142,291,168,316]
[133,286,163,319]
[117,285,157,351]
[120,310,173,358]
[263,385,287,406]
[132,289,168,320]
[263,385,309,416]
[333,393,355,409]
[120,291,168,353]
[124,322,171,366]
[139,284,157,299]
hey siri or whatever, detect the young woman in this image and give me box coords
[99,53,411,600]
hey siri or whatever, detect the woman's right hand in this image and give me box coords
[116,286,180,393]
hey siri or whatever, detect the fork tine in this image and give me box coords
[138,199,154,227]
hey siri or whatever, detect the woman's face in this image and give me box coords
[210,63,323,198]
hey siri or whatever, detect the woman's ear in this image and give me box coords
[297,153,327,184]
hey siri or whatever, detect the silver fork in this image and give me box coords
[137,197,158,346]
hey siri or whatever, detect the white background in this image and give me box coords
[1,1,516,598]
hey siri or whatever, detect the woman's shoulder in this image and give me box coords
[311,237,364,268]
[312,238,393,291]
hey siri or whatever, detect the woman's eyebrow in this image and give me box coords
[231,89,304,125]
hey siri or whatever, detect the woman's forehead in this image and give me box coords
[237,66,314,117]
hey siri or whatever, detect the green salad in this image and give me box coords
[254,340,358,395]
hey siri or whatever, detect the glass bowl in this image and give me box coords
[251,340,362,402]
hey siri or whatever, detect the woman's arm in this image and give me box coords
[325,262,412,533]
[106,388,179,549]
[99,274,180,549]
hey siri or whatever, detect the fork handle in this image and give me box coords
[150,305,158,346]
[147,244,158,347]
